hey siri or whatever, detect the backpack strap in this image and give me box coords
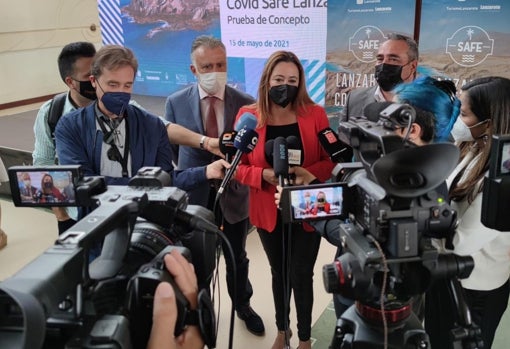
[48,92,68,143]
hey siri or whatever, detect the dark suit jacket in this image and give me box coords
[56,103,207,190]
[340,85,378,121]
[164,85,254,223]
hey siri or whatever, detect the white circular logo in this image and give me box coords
[446,26,494,67]
[349,25,387,63]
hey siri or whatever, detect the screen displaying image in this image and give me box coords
[13,170,76,206]
[289,185,343,221]
[501,142,510,175]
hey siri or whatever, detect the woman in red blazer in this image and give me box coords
[234,50,334,349]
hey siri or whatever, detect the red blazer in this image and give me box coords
[234,104,334,232]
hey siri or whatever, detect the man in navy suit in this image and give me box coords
[165,35,265,336]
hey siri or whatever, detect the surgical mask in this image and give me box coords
[375,63,405,92]
[78,80,97,100]
[72,78,97,100]
[451,118,475,143]
[197,72,227,95]
[24,180,31,186]
[269,84,299,108]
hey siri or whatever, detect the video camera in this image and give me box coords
[280,103,478,348]
[0,166,217,349]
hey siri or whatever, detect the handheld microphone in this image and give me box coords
[273,136,289,187]
[219,130,237,162]
[234,112,257,131]
[216,127,259,199]
[264,139,274,166]
[286,135,302,166]
[318,127,350,163]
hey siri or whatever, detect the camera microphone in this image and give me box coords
[318,127,350,163]
[363,101,394,122]
[216,126,258,199]
[219,130,237,163]
[363,101,416,126]
[273,136,289,187]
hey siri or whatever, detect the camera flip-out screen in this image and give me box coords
[8,165,82,207]
[489,134,510,178]
[280,182,346,223]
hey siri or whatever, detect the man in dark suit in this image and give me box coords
[165,35,264,336]
[341,33,419,121]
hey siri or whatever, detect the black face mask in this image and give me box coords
[375,63,405,92]
[44,182,53,189]
[269,84,299,108]
[74,79,97,100]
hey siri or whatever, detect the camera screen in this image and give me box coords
[489,135,510,178]
[8,166,81,207]
[285,183,345,222]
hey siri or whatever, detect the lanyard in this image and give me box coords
[96,114,130,177]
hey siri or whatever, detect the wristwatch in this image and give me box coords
[199,135,207,150]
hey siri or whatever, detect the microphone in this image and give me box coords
[264,139,274,166]
[216,126,259,199]
[219,130,237,162]
[234,112,257,131]
[273,136,289,187]
[363,101,416,126]
[363,101,394,122]
[318,127,350,163]
[286,135,302,166]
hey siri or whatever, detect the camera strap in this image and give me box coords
[96,114,130,177]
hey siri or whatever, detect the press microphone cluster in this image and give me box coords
[318,127,350,163]
[215,113,259,200]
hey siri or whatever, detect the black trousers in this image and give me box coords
[257,215,321,341]
[208,188,253,309]
[425,278,510,349]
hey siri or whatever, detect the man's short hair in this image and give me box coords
[190,35,226,65]
[91,45,138,78]
[57,42,96,82]
[386,33,419,62]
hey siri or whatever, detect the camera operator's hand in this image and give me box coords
[147,250,204,349]
[288,166,317,185]
[205,159,231,180]
[262,168,278,186]
[275,185,283,207]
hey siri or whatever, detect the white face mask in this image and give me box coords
[450,118,474,143]
[197,72,227,95]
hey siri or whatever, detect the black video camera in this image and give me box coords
[481,134,510,231]
[0,166,217,349]
[286,103,477,348]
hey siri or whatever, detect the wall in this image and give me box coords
[0,0,101,105]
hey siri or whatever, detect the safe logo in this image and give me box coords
[446,26,494,67]
[349,25,387,63]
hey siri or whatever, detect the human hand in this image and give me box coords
[204,137,223,158]
[205,159,231,180]
[262,168,278,187]
[147,250,204,349]
[274,185,283,207]
[289,166,317,185]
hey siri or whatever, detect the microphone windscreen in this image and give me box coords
[235,112,258,131]
[219,130,237,159]
[318,127,350,163]
[363,101,394,122]
[265,139,274,165]
[273,136,289,177]
[286,135,300,149]
[234,128,259,153]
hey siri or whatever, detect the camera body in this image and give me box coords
[0,166,216,349]
[481,134,510,231]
